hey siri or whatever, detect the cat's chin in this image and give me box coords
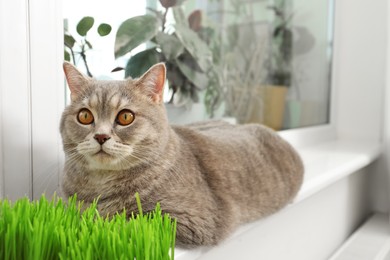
[84,152,118,170]
[86,152,137,171]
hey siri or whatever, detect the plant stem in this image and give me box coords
[80,45,93,77]
[168,87,176,104]
[162,8,168,32]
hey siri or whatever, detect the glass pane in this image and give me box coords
[63,0,334,130]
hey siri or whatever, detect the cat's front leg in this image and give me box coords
[173,212,233,248]
[175,219,218,248]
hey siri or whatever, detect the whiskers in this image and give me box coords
[65,148,87,168]
[32,161,61,199]
[61,139,191,191]
[31,144,86,200]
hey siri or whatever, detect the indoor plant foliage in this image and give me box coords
[0,194,176,260]
[114,0,213,105]
[267,0,293,87]
[207,0,269,123]
[64,16,112,77]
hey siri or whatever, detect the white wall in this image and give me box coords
[369,0,390,214]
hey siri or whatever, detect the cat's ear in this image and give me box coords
[136,63,166,103]
[63,61,91,101]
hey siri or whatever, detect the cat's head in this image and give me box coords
[60,62,169,171]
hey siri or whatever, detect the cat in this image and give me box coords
[60,61,304,248]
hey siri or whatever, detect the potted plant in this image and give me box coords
[113,0,214,109]
[263,0,293,130]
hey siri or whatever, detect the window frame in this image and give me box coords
[0,0,64,200]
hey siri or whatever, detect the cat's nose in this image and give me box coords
[94,134,111,145]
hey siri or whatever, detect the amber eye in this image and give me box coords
[116,109,135,126]
[77,109,94,125]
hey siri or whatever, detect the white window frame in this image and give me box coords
[0,0,64,200]
[0,0,33,199]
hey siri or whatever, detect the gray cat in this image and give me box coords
[60,62,304,248]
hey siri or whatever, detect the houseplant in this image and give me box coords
[267,0,317,129]
[267,0,293,87]
[263,0,294,130]
[64,16,112,77]
[114,0,214,106]
[0,193,176,260]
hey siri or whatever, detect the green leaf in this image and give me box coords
[114,15,159,59]
[175,59,208,90]
[64,50,71,61]
[174,23,212,72]
[85,40,93,49]
[111,67,124,72]
[97,23,112,36]
[125,48,159,78]
[64,34,76,48]
[76,16,94,36]
[156,32,184,60]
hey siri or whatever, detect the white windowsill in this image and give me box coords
[175,139,383,260]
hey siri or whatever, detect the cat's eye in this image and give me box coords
[77,109,94,125]
[116,109,135,126]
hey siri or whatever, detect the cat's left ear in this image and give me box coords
[136,63,166,104]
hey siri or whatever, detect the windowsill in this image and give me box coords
[175,138,383,260]
[294,139,382,203]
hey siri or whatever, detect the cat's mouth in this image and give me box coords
[94,149,113,159]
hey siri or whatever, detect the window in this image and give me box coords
[63,0,334,131]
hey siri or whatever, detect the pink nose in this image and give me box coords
[94,134,111,145]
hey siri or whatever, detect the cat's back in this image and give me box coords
[172,120,285,152]
[171,121,304,222]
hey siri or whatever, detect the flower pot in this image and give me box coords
[263,85,288,130]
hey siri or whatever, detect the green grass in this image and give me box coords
[0,193,176,260]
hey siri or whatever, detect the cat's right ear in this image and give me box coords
[135,63,166,104]
[63,61,90,101]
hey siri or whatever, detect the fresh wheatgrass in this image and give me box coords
[0,193,177,260]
